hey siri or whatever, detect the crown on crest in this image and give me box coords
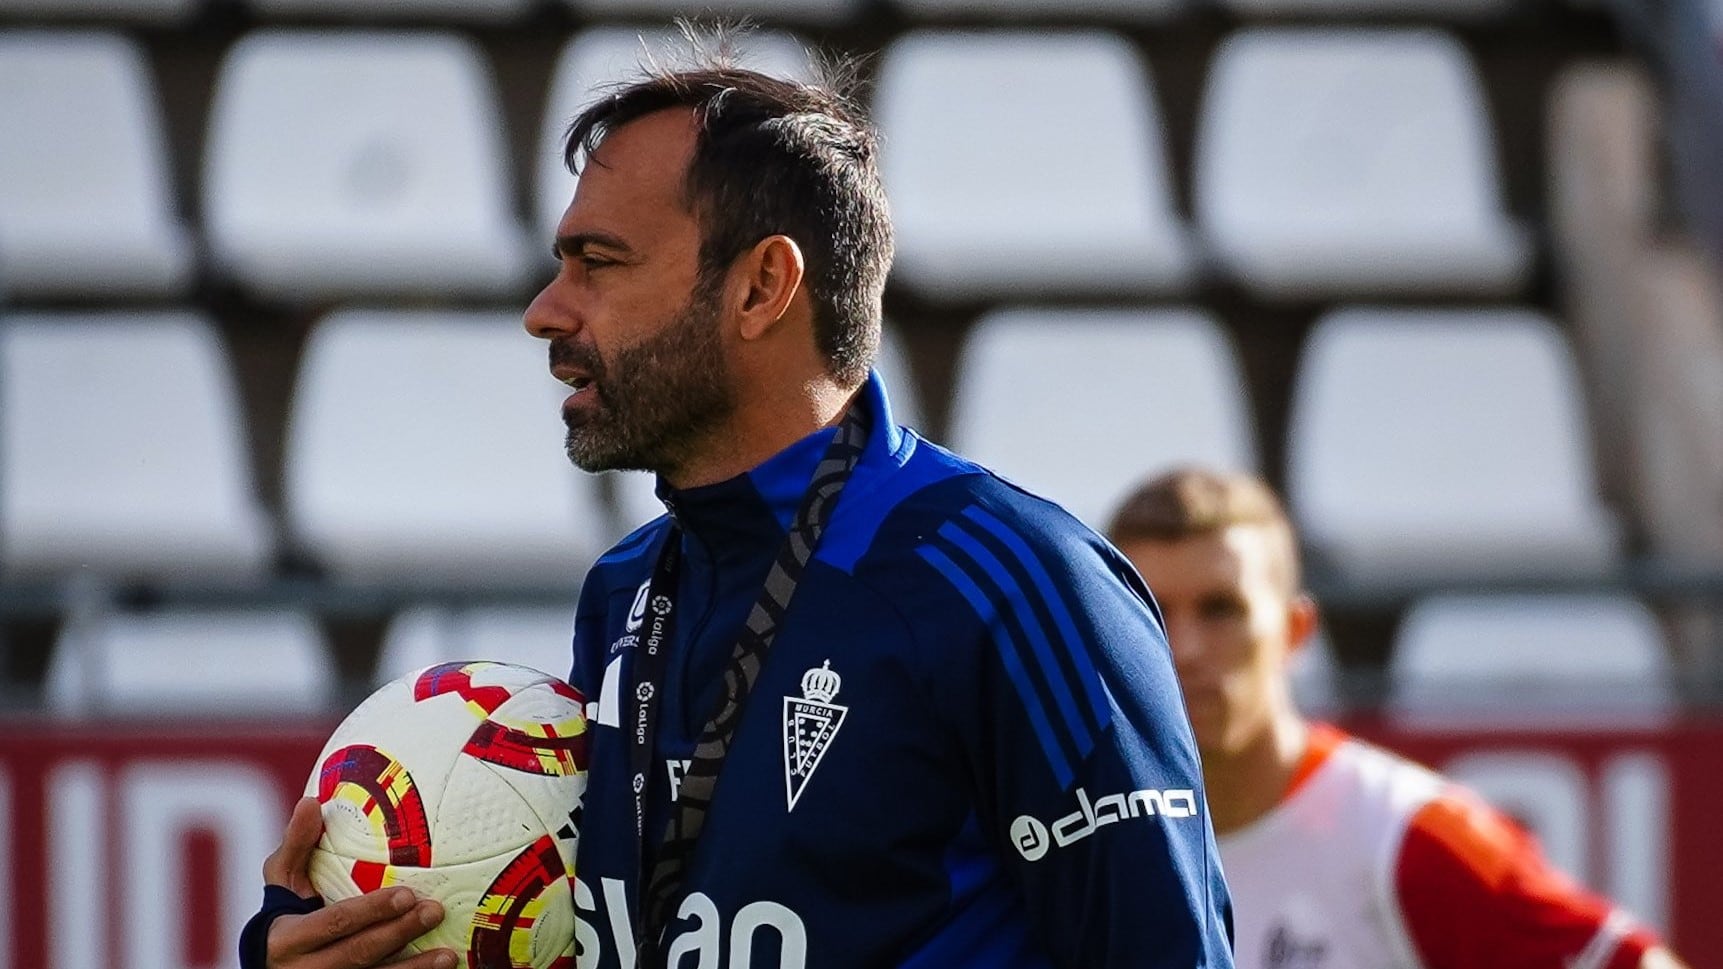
[801,660,841,703]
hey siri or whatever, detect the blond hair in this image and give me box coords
[1107,467,1302,591]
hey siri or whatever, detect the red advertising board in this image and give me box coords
[0,721,334,969]
[1,717,1720,968]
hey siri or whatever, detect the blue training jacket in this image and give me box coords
[570,372,1234,968]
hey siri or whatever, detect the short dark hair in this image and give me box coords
[563,30,893,387]
[1108,467,1303,592]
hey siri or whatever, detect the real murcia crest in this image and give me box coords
[783,660,847,812]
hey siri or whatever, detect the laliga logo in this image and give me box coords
[1011,786,1199,861]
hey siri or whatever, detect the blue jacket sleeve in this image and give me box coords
[920,504,1234,967]
[568,575,610,702]
[237,885,324,969]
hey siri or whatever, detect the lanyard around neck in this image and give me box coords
[626,402,872,966]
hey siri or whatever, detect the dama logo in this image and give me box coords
[1011,786,1198,861]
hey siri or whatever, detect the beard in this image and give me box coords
[553,279,737,475]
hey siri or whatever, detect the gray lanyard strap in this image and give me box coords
[634,402,872,965]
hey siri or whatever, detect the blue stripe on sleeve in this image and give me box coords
[917,543,1074,788]
[961,506,1114,732]
[937,520,1095,763]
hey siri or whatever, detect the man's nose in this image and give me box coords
[523,281,576,340]
[1164,616,1203,667]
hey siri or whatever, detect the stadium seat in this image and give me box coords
[247,0,529,22]
[284,308,610,584]
[1195,28,1529,298]
[46,608,334,715]
[876,31,1191,299]
[0,0,198,21]
[536,26,814,241]
[1388,594,1675,729]
[375,604,577,685]
[203,31,531,301]
[892,0,1179,22]
[1218,0,1508,16]
[0,31,193,299]
[556,0,852,25]
[948,307,1256,529]
[1286,307,1618,580]
[0,312,274,582]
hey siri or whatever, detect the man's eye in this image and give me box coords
[579,255,614,270]
[1200,598,1247,621]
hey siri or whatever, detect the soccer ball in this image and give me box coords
[305,661,589,969]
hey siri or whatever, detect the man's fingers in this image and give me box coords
[271,888,438,958]
[382,946,459,969]
[307,899,447,969]
[262,798,324,893]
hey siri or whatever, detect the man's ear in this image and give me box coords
[1285,593,1320,658]
[733,235,806,342]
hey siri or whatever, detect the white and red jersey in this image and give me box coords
[1217,724,1659,969]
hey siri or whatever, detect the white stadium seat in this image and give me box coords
[949,307,1256,529]
[1219,0,1508,16]
[47,609,334,716]
[376,604,577,686]
[893,0,1180,22]
[1195,28,1528,298]
[1389,594,1675,729]
[536,27,814,241]
[0,31,193,299]
[0,312,274,582]
[204,31,531,301]
[0,0,198,22]
[1287,307,1617,580]
[284,309,611,584]
[557,0,855,26]
[877,31,1191,299]
[248,0,529,22]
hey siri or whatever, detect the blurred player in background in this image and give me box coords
[1108,467,1690,969]
[244,30,1234,969]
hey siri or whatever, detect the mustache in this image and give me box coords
[549,338,604,380]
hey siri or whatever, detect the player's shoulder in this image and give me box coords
[845,441,1159,670]
[1372,739,1573,895]
[1283,731,1551,889]
[1396,780,1545,887]
[1322,731,1448,808]
[1265,728,1447,862]
[1386,750,1655,969]
[856,434,1115,574]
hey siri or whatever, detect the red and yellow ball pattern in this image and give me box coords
[306,661,589,969]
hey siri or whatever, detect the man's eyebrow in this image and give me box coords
[552,231,635,259]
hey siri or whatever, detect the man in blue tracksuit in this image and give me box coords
[246,38,1232,969]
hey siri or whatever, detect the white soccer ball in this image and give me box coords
[304,661,589,969]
